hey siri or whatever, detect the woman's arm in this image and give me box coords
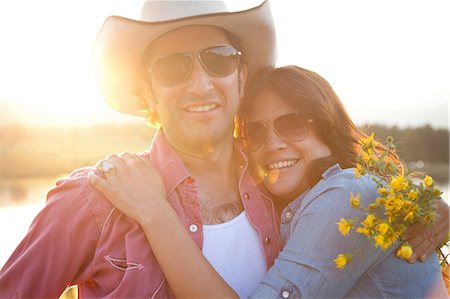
[88,153,238,299]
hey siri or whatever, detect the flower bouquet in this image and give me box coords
[334,133,442,269]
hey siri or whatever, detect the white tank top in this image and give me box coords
[202,211,266,298]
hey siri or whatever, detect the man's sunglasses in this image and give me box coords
[241,113,313,151]
[147,45,241,87]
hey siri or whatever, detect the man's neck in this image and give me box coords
[170,135,237,177]
[168,134,243,224]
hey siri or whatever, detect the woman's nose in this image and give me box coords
[263,125,288,152]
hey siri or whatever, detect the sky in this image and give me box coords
[0,0,449,128]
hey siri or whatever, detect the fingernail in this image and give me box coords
[408,254,417,263]
[419,254,427,262]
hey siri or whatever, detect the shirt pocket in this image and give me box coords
[104,255,144,271]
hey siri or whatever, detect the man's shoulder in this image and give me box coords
[48,166,115,223]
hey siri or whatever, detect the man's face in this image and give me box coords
[145,25,247,153]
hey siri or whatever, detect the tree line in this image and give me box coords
[1,123,448,181]
[363,124,449,164]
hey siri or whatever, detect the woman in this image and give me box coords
[89,66,447,298]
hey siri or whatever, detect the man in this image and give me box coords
[1,1,448,298]
[0,1,282,298]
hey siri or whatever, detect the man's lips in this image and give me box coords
[184,103,219,113]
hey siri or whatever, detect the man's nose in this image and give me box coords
[185,57,214,96]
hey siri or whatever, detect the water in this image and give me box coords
[0,176,60,267]
[0,178,449,268]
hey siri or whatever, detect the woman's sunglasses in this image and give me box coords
[147,44,241,87]
[242,113,313,151]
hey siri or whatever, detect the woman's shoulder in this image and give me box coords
[318,164,376,189]
[305,164,379,204]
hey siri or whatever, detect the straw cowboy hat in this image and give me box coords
[94,0,276,117]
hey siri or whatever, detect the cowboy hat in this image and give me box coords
[94,0,276,117]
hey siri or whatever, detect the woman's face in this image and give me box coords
[246,89,332,201]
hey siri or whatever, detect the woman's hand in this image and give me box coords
[88,153,167,225]
[402,198,449,263]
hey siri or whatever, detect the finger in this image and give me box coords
[87,171,111,197]
[118,152,136,161]
[94,159,104,170]
[408,239,434,263]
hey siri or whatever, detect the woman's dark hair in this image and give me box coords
[237,65,401,189]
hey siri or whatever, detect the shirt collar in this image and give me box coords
[145,129,249,196]
[145,129,191,196]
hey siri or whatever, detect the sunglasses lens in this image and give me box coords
[200,45,240,77]
[274,114,309,141]
[151,53,192,86]
[244,122,266,151]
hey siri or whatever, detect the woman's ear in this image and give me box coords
[238,64,248,98]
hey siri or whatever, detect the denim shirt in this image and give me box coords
[0,130,282,298]
[250,164,446,299]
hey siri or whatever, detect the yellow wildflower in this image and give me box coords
[406,189,418,200]
[385,195,404,213]
[368,203,377,210]
[350,192,361,208]
[378,187,388,196]
[423,175,433,188]
[375,197,386,205]
[374,234,393,250]
[361,151,373,165]
[377,223,390,235]
[432,188,443,196]
[390,175,409,192]
[356,227,373,238]
[361,214,376,229]
[337,218,353,236]
[354,163,363,178]
[423,212,435,224]
[359,132,376,149]
[334,253,353,270]
[404,211,415,222]
[396,243,413,260]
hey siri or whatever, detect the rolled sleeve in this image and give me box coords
[0,169,107,298]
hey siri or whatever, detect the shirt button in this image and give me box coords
[285,210,293,219]
[243,193,250,200]
[265,237,271,245]
[186,177,195,184]
[189,224,198,233]
[281,290,290,298]
[240,164,244,169]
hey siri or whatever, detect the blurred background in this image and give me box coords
[1,0,449,269]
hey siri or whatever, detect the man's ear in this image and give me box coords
[238,64,248,98]
[138,79,158,109]
[138,80,161,127]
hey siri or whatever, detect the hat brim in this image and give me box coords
[94,0,275,116]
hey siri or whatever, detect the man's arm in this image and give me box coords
[0,172,100,298]
[403,198,449,263]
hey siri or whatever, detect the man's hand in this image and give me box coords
[401,198,449,263]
